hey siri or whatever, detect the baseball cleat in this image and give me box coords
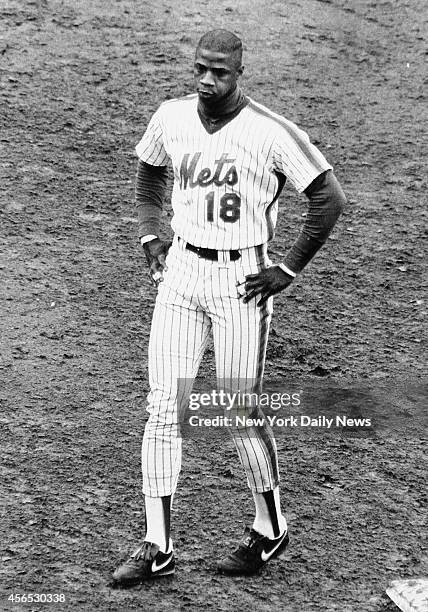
[217,526,289,576]
[112,541,175,587]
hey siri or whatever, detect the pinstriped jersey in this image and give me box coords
[135,93,332,250]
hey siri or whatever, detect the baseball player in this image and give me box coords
[113,29,346,585]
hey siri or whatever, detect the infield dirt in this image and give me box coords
[1,1,426,611]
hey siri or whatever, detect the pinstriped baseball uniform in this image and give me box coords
[136,93,332,497]
[136,94,332,249]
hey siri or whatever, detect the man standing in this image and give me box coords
[113,29,346,585]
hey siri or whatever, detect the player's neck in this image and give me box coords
[198,86,245,119]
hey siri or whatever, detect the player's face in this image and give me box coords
[194,48,243,105]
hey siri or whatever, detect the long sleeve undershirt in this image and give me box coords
[134,160,346,273]
[283,169,346,272]
[135,160,168,238]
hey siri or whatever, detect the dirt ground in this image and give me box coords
[1,0,427,610]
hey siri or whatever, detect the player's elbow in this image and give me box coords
[326,173,346,222]
[332,190,346,221]
[335,179,347,209]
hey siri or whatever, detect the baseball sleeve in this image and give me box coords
[282,170,346,273]
[272,120,332,193]
[135,108,169,166]
[135,160,168,239]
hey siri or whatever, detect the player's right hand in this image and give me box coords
[142,238,172,285]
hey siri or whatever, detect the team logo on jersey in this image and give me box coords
[179,152,238,189]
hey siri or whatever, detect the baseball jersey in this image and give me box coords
[135,93,332,250]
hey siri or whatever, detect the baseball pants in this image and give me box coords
[141,235,280,497]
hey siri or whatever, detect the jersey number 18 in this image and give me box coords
[205,192,241,223]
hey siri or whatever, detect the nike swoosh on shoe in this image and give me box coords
[261,531,288,562]
[152,553,173,573]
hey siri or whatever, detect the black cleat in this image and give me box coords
[217,526,289,576]
[112,541,175,587]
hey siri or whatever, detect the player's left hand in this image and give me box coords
[240,266,295,306]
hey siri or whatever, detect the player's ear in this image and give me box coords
[237,65,245,78]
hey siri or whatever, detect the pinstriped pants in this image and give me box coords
[141,235,280,497]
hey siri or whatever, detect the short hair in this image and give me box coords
[196,29,243,68]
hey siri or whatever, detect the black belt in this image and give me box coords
[185,241,241,261]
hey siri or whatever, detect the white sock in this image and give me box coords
[143,495,171,552]
[252,487,287,539]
